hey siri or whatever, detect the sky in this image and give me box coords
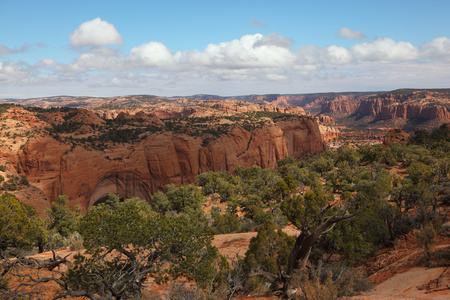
[1,0,450,98]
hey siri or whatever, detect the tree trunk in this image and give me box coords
[38,241,44,253]
[286,217,345,276]
[287,231,312,275]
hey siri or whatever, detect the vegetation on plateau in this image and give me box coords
[27,106,308,149]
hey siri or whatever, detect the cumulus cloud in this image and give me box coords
[48,33,450,87]
[69,17,123,47]
[0,61,32,84]
[352,38,418,61]
[5,30,450,97]
[325,45,353,64]
[253,33,294,48]
[59,31,450,79]
[420,37,450,61]
[337,27,366,40]
[128,42,174,68]
[174,34,297,69]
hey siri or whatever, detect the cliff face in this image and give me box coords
[276,118,326,156]
[376,104,450,121]
[357,99,397,116]
[240,94,363,111]
[211,102,305,115]
[320,91,450,123]
[18,117,325,212]
[320,99,361,114]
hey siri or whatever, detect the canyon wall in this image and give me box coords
[321,92,450,122]
[18,117,326,212]
[320,99,361,114]
[375,104,450,121]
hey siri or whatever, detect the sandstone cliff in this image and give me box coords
[238,93,364,111]
[17,116,325,212]
[316,114,335,125]
[320,99,361,114]
[320,90,450,123]
[376,104,450,121]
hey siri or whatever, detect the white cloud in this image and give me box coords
[0,62,30,83]
[337,27,367,40]
[60,33,450,79]
[351,38,419,61]
[69,18,123,47]
[68,47,124,72]
[4,31,450,98]
[295,45,322,65]
[325,45,353,64]
[176,34,297,69]
[420,37,450,61]
[253,33,294,48]
[128,42,174,68]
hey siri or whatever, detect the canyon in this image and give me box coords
[0,102,334,214]
[0,91,449,299]
[1,89,448,213]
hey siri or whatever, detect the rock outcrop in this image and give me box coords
[239,93,363,111]
[383,129,411,147]
[115,111,164,126]
[18,117,325,212]
[316,114,335,125]
[318,124,340,143]
[320,90,450,123]
[321,99,360,114]
[376,104,450,121]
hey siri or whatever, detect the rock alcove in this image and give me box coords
[88,171,152,208]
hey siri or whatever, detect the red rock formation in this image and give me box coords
[316,114,335,125]
[210,101,305,115]
[321,91,450,123]
[357,98,397,116]
[376,104,450,121]
[418,267,450,293]
[18,117,324,212]
[383,129,411,147]
[321,99,360,114]
[318,125,340,143]
[69,109,106,126]
[242,94,363,111]
[276,118,325,156]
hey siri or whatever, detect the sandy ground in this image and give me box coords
[4,230,449,299]
[358,267,449,299]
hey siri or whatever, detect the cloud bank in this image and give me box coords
[1,18,450,97]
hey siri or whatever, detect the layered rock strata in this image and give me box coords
[18,117,326,212]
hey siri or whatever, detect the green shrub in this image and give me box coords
[416,221,437,260]
[239,218,257,232]
[212,211,240,234]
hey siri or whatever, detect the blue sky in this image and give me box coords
[1,0,449,98]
